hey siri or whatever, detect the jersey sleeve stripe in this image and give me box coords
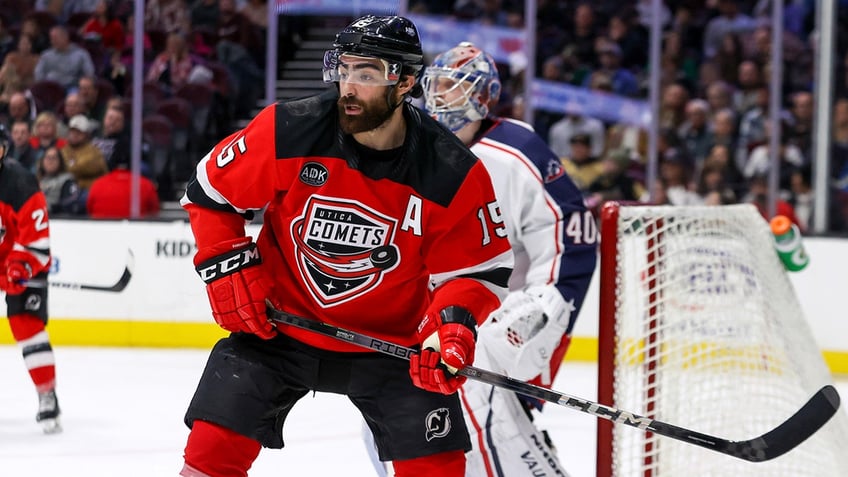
[431,250,513,299]
[479,138,544,182]
[21,237,49,250]
[13,242,50,267]
[181,156,255,218]
[457,267,512,297]
[478,138,566,285]
[195,153,248,213]
[456,265,512,288]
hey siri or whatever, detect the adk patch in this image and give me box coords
[299,162,329,186]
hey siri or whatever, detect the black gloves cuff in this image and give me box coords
[195,243,262,284]
[439,305,477,340]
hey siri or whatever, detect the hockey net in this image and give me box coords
[596,202,848,477]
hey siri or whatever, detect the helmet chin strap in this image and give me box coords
[386,83,404,111]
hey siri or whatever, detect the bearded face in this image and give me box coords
[337,88,396,134]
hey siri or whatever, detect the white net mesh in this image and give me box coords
[607,204,848,476]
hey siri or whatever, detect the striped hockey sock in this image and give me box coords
[9,314,56,393]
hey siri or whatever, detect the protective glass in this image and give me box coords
[323,50,402,86]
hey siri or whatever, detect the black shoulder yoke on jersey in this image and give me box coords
[275,89,479,208]
[0,160,41,211]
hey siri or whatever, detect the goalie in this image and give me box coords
[365,43,598,476]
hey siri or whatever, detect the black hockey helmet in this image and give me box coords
[324,15,424,90]
[334,15,423,72]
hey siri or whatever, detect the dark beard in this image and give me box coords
[338,95,394,134]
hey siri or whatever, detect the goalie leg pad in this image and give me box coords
[461,379,571,477]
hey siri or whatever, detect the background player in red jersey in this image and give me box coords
[366,42,598,477]
[178,16,513,477]
[0,126,62,434]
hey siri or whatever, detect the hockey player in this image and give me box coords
[0,126,61,434]
[178,16,513,477]
[366,42,598,476]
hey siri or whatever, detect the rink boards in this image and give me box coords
[0,219,845,374]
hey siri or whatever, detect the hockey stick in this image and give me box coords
[267,307,841,463]
[25,249,135,293]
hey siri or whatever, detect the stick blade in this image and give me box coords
[124,248,136,274]
[110,252,134,291]
[733,385,841,462]
[78,249,134,292]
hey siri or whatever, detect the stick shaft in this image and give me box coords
[25,267,131,292]
[268,308,840,462]
[24,250,134,292]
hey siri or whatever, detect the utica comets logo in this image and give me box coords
[291,196,400,307]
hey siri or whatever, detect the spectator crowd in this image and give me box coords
[2,0,848,233]
[408,0,848,234]
[0,0,270,216]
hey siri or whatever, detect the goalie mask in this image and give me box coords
[423,42,502,132]
[323,15,424,91]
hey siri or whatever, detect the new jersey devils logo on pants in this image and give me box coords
[291,196,400,307]
[425,408,451,441]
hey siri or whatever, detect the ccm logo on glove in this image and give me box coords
[196,244,262,283]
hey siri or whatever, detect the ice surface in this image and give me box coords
[0,346,844,477]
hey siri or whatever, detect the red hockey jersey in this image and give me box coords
[182,90,513,352]
[0,161,51,280]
